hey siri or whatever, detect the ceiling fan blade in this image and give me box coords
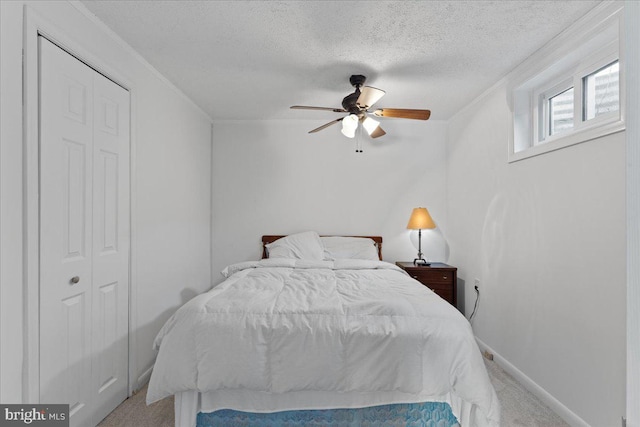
[370,126,386,139]
[372,108,431,120]
[309,118,343,133]
[356,86,386,109]
[291,105,347,113]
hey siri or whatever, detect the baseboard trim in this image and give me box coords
[475,338,590,427]
[136,365,153,391]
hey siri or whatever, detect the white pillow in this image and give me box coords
[321,236,379,261]
[265,231,324,260]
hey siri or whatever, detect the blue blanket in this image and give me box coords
[196,401,459,427]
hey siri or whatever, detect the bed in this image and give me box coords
[147,232,500,427]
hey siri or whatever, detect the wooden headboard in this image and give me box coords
[261,235,383,260]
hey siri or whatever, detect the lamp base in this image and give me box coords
[413,258,431,266]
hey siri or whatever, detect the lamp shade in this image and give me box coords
[407,207,436,230]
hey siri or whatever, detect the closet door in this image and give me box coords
[91,64,130,425]
[39,36,130,427]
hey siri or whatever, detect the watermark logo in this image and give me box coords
[0,405,68,427]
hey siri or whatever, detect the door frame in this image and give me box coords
[23,5,138,403]
[625,2,640,425]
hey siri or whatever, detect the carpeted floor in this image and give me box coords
[98,360,570,427]
[483,360,569,427]
[97,386,174,427]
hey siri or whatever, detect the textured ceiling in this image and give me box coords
[81,0,600,121]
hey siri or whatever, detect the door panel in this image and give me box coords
[96,150,119,254]
[96,281,118,393]
[63,139,88,260]
[63,76,88,125]
[61,293,88,418]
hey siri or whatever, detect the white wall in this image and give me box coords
[447,83,626,426]
[211,119,449,284]
[0,0,26,405]
[0,0,212,401]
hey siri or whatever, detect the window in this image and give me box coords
[509,2,624,162]
[583,60,619,121]
[548,86,574,137]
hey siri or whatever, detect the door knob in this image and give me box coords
[70,276,80,284]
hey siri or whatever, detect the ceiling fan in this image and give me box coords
[291,75,431,141]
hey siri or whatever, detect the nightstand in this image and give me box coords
[396,262,457,307]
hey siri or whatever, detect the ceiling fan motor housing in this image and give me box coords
[342,75,367,114]
[342,90,362,114]
[349,74,366,88]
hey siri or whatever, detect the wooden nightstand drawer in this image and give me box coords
[431,289,453,302]
[408,270,453,285]
[395,262,458,308]
[425,281,453,292]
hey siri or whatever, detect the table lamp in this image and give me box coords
[407,207,436,265]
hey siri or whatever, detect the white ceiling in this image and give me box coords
[81,0,600,121]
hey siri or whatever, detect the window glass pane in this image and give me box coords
[549,87,574,136]
[584,61,619,120]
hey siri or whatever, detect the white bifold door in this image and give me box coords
[39,36,130,427]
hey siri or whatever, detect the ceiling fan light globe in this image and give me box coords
[341,127,356,138]
[362,117,380,135]
[341,114,359,138]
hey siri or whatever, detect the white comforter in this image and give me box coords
[147,259,500,427]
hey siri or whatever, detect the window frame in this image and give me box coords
[508,2,625,163]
